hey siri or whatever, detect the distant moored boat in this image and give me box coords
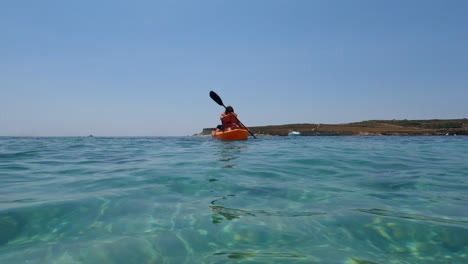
[288,130,301,136]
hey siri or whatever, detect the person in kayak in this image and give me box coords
[220,106,241,131]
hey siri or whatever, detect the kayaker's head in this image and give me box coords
[225,106,234,114]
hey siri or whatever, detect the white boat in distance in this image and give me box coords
[288,130,301,136]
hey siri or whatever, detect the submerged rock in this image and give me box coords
[0,213,23,246]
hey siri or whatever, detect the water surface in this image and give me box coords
[1,136,467,263]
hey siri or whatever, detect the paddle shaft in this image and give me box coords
[229,112,257,139]
[209,91,257,139]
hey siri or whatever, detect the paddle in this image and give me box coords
[209,91,257,139]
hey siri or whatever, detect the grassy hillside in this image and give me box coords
[197,119,468,136]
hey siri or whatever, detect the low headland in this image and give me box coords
[196,119,468,136]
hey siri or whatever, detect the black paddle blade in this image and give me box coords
[209,91,225,107]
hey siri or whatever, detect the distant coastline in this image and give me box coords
[195,119,468,136]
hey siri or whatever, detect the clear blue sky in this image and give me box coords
[1,0,467,136]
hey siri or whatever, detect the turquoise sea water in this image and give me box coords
[0,136,467,264]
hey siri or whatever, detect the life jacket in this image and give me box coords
[221,113,239,129]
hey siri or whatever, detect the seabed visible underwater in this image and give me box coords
[0,136,467,263]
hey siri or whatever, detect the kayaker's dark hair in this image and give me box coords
[225,106,234,114]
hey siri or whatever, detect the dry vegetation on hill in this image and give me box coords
[198,119,468,136]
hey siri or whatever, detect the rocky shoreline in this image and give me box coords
[195,119,468,136]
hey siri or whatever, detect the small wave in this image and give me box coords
[0,151,39,159]
[213,251,303,259]
[211,205,326,220]
[354,208,468,227]
[0,165,30,171]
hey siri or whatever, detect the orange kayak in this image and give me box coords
[211,129,249,140]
